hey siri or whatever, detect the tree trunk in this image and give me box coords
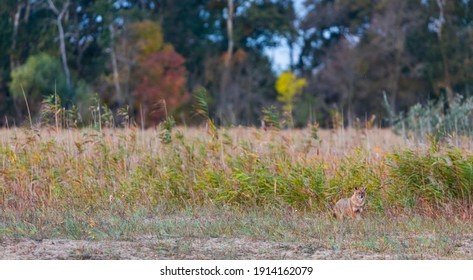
[289,40,294,71]
[57,15,72,93]
[47,0,72,93]
[218,0,235,125]
[10,1,23,70]
[109,23,123,106]
[225,0,234,69]
[435,0,454,106]
[388,30,404,125]
[24,0,31,23]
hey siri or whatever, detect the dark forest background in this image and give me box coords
[1,0,472,128]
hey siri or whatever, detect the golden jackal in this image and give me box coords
[333,187,366,220]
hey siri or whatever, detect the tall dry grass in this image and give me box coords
[0,127,472,218]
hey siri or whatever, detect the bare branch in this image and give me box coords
[46,0,59,15]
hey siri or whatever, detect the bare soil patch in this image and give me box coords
[1,235,472,259]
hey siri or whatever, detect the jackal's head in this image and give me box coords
[352,187,366,203]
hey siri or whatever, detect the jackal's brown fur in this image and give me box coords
[333,187,366,220]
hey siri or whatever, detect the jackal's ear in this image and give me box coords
[362,187,367,192]
[354,186,359,191]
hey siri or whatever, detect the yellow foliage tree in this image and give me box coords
[130,20,173,62]
[275,71,307,114]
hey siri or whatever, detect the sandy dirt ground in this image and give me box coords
[1,236,472,259]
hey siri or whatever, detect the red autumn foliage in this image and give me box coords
[133,50,190,126]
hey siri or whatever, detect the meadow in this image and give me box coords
[1,126,473,259]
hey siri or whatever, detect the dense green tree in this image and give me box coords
[406,0,473,105]
[9,53,67,120]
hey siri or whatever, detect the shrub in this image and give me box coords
[385,93,473,141]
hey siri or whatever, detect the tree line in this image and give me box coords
[0,0,472,128]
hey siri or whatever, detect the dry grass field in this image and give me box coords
[1,126,473,259]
